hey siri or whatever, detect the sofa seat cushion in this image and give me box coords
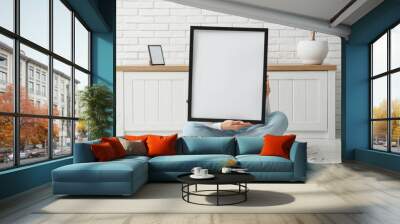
[53,159,147,183]
[236,155,293,172]
[117,155,150,163]
[149,154,235,172]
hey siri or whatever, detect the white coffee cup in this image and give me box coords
[221,167,232,174]
[199,169,208,176]
[191,167,202,176]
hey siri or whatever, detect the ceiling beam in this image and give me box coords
[330,0,368,27]
[167,0,351,38]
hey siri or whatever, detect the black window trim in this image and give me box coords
[369,19,400,154]
[0,0,92,171]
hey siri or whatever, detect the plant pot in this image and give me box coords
[296,40,328,65]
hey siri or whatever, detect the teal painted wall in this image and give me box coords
[91,0,116,135]
[0,158,72,199]
[0,0,116,200]
[344,0,400,171]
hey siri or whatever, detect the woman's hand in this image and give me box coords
[221,120,252,131]
[266,79,271,96]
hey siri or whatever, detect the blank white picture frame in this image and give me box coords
[188,26,268,123]
[148,45,165,65]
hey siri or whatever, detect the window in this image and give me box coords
[0,72,6,84]
[53,119,72,158]
[35,70,40,81]
[0,54,7,88]
[391,24,400,70]
[28,67,34,79]
[75,18,89,70]
[0,116,14,170]
[74,69,89,118]
[20,0,49,48]
[0,34,14,113]
[0,1,91,170]
[35,84,40,95]
[53,59,72,117]
[28,81,34,93]
[19,117,49,165]
[370,23,400,153]
[0,0,14,32]
[0,55,7,67]
[53,0,72,60]
[42,85,46,97]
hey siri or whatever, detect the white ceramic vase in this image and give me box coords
[296,40,328,65]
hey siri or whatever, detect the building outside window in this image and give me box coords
[35,83,40,95]
[0,71,7,90]
[35,70,40,81]
[370,23,400,153]
[28,81,34,94]
[0,71,6,83]
[28,66,34,79]
[0,54,7,90]
[0,0,91,170]
[41,85,46,97]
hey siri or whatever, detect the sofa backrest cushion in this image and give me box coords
[178,137,235,155]
[73,139,100,163]
[236,137,264,155]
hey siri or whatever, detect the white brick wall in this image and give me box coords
[117,0,342,136]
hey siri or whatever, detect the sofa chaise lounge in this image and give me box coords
[52,136,307,196]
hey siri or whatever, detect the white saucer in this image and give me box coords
[190,174,215,179]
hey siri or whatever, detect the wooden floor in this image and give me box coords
[1,162,400,224]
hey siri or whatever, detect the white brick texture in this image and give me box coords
[117,0,342,135]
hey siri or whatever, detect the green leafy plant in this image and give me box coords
[79,84,113,140]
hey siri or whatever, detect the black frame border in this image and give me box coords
[187,26,268,124]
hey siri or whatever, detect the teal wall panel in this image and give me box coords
[355,149,400,172]
[91,31,115,135]
[0,158,72,199]
[91,0,116,135]
[344,0,400,171]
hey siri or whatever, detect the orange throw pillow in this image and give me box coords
[260,134,296,159]
[124,135,150,142]
[91,142,117,162]
[101,137,127,158]
[146,134,178,157]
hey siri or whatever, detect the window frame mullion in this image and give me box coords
[0,0,92,171]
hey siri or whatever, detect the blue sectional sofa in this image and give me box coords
[52,137,307,196]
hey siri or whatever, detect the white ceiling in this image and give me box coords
[226,0,352,22]
[168,0,384,38]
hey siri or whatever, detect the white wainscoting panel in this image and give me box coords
[117,72,188,135]
[269,71,335,139]
[269,72,327,131]
[117,70,335,139]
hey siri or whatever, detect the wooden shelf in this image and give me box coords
[116,64,337,72]
[116,65,189,72]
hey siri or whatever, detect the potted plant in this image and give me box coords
[79,84,113,140]
[296,31,328,65]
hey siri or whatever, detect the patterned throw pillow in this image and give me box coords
[118,138,147,156]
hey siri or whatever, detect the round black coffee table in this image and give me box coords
[177,173,255,206]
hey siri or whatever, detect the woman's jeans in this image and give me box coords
[182,111,288,137]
